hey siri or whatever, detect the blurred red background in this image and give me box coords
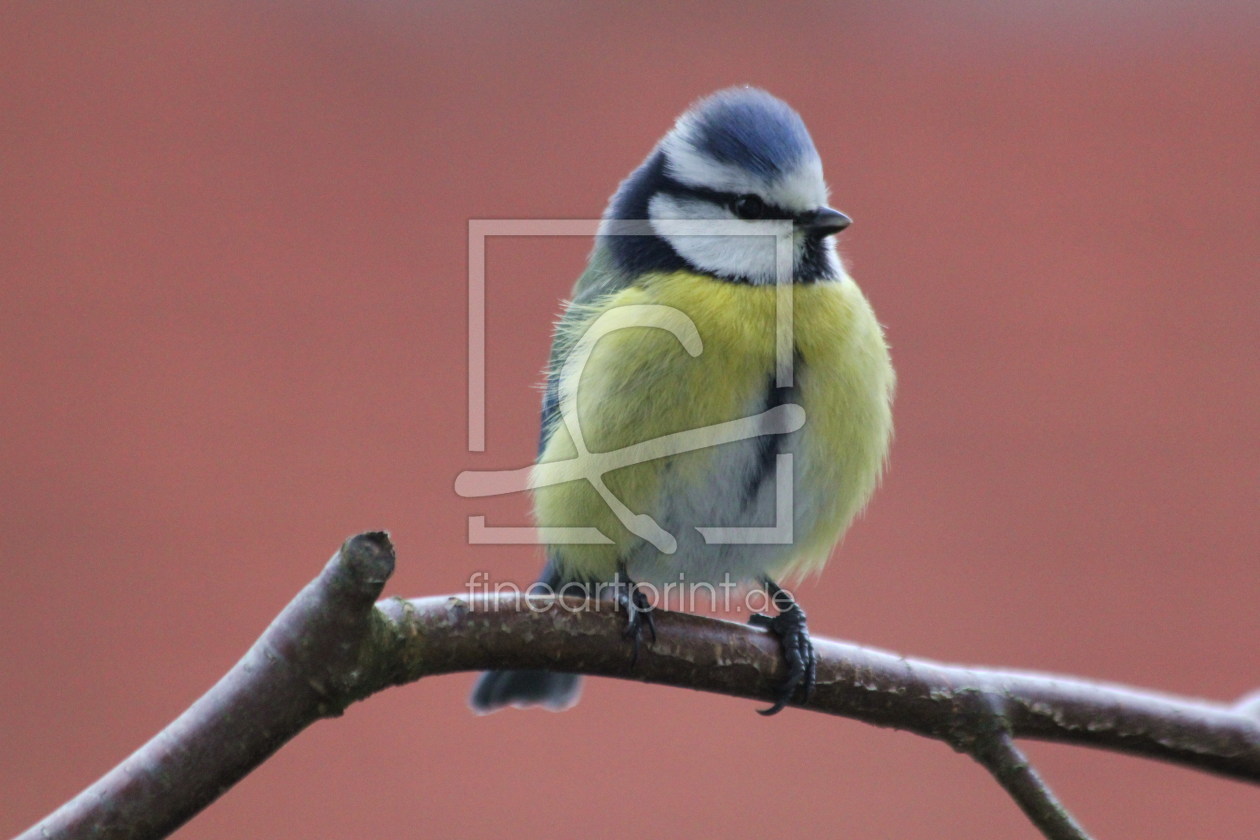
[2,3,1257,838]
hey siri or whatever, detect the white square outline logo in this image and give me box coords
[456,218,802,551]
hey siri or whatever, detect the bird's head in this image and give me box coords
[601,87,849,286]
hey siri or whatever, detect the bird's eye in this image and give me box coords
[730,194,767,220]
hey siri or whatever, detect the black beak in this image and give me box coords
[797,206,852,237]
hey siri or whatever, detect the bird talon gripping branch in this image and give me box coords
[752,579,817,715]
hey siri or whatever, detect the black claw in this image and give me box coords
[750,579,816,715]
[616,567,655,666]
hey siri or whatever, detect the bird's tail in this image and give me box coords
[469,669,582,713]
[468,563,585,713]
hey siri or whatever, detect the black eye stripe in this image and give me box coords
[657,184,795,221]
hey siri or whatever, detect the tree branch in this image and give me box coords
[18,533,1260,840]
[377,595,1260,784]
[951,694,1091,840]
[17,533,397,840]
[969,728,1090,840]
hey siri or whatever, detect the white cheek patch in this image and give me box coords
[649,193,784,284]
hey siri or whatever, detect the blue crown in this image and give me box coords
[679,87,817,180]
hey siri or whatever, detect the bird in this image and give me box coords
[470,86,894,716]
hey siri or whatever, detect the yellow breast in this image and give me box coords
[534,270,894,583]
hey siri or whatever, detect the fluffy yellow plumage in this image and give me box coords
[533,269,894,585]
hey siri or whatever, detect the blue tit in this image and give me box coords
[471,87,894,715]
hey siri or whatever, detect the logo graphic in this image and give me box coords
[456,219,802,549]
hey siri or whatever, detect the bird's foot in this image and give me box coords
[615,569,656,666]
[749,580,816,715]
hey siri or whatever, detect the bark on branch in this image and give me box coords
[17,533,1260,840]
